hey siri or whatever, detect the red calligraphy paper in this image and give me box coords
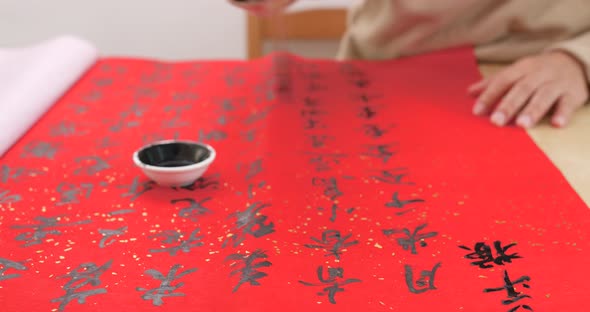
[1,48,588,312]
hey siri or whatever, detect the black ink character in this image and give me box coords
[163,105,192,129]
[300,108,326,118]
[171,92,199,102]
[97,137,118,148]
[21,141,60,159]
[364,144,396,163]
[56,182,95,205]
[73,156,111,175]
[363,124,390,138]
[117,177,156,201]
[303,96,319,107]
[12,216,91,247]
[405,263,441,294]
[459,241,522,269]
[0,165,42,183]
[240,129,257,142]
[305,230,358,260]
[149,229,204,256]
[0,258,27,281]
[308,135,333,148]
[236,181,267,199]
[312,177,343,200]
[172,174,220,191]
[352,78,370,88]
[51,260,113,312]
[299,266,361,304]
[108,119,140,132]
[171,198,212,221]
[98,226,128,248]
[137,264,197,306]
[223,202,275,248]
[244,159,263,180]
[244,107,272,125]
[307,153,346,172]
[319,203,355,223]
[358,106,377,119]
[371,169,414,185]
[484,271,533,312]
[50,121,86,137]
[382,224,438,254]
[226,249,272,292]
[198,129,227,142]
[83,90,102,102]
[385,192,425,215]
[0,189,22,204]
[304,118,326,130]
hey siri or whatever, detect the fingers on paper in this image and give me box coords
[474,69,522,117]
[468,79,488,96]
[492,76,542,127]
[516,82,561,128]
[552,94,585,128]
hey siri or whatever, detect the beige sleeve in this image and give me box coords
[548,30,590,84]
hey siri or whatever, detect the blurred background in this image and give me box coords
[0,0,352,60]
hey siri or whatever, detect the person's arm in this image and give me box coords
[469,30,590,128]
[549,31,590,85]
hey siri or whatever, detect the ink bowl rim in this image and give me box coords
[132,139,216,173]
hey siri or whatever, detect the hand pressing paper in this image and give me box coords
[0,35,98,157]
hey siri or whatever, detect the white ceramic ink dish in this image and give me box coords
[133,140,216,187]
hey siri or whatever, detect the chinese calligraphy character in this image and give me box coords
[299,266,361,304]
[319,203,355,223]
[98,226,128,248]
[371,168,414,185]
[405,263,441,294]
[364,144,396,163]
[21,141,59,159]
[0,189,22,204]
[50,121,86,137]
[307,153,346,172]
[137,264,197,306]
[244,159,263,180]
[1,165,42,183]
[55,182,94,205]
[484,271,533,312]
[51,260,112,312]
[223,202,275,248]
[171,198,212,221]
[73,156,111,175]
[226,249,272,292]
[162,105,192,128]
[198,129,227,141]
[305,230,358,260]
[172,174,220,191]
[460,241,522,269]
[149,229,204,256]
[382,224,438,254]
[358,106,377,119]
[12,216,91,247]
[117,177,156,201]
[308,135,333,148]
[0,258,27,281]
[363,124,384,138]
[385,192,425,215]
[312,177,343,200]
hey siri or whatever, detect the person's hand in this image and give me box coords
[468,51,589,128]
[227,0,295,15]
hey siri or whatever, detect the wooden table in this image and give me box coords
[480,64,590,206]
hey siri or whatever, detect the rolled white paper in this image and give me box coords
[0,35,98,157]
